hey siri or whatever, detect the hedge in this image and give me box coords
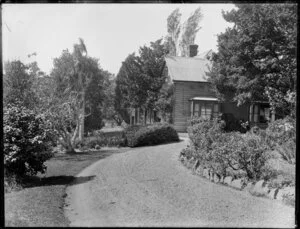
[125,124,179,147]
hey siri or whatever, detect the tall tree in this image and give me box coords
[137,39,169,110]
[208,4,297,117]
[72,38,89,141]
[179,7,203,57]
[3,60,38,108]
[115,53,148,124]
[83,61,106,134]
[115,39,172,124]
[50,40,105,152]
[166,8,182,56]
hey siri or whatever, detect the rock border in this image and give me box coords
[180,155,295,206]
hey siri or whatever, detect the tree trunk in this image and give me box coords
[65,142,76,154]
[78,92,85,141]
[58,133,76,154]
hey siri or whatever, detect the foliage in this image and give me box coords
[220,113,248,133]
[210,132,270,180]
[76,134,126,149]
[208,4,297,117]
[4,103,54,177]
[49,38,107,152]
[124,125,143,147]
[187,117,224,152]
[166,8,182,56]
[179,7,203,57]
[115,39,171,123]
[83,66,107,133]
[265,117,296,164]
[185,116,271,181]
[165,7,203,57]
[4,174,23,193]
[101,73,123,125]
[3,60,38,109]
[130,124,179,147]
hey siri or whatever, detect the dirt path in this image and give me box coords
[64,138,295,227]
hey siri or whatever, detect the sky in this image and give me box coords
[3,3,236,75]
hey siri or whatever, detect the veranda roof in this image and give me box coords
[189,97,218,101]
[165,55,212,82]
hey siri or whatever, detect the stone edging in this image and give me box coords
[179,155,295,205]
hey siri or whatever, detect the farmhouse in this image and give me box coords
[165,45,275,132]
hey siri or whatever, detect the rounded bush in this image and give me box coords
[127,124,179,147]
[4,104,55,177]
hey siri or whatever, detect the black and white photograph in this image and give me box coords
[3,2,297,227]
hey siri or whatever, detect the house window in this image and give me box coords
[194,103,200,117]
[191,101,219,119]
[249,103,272,123]
[254,105,259,122]
[201,103,212,119]
[213,104,219,118]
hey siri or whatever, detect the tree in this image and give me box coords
[114,64,131,124]
[115,53,148,110]
[208,4,297,117]
[49,39,105,152]
[115,39,171,124]
[84,64,106,134]
[179,7,203,57]
[3,60,38,108]
[166,8,182,56]
[101,73,124,125]
[72,38,89,141]
[137,39,169,110]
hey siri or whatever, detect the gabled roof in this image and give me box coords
[195,49,213,59]
[165,55,212,82]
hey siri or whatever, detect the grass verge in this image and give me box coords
[5,147,130,227]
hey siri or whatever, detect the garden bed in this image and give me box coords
[180,116,295,207]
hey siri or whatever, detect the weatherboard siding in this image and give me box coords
[173,81,216,132]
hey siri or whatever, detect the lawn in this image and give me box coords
[4,146,130,227]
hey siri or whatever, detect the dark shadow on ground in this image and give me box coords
[52,148,129,162]
[21,175,96,188]
[130,139,184,148]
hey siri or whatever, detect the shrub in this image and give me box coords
[187,117,223,153]
[220,113,248,133]
[4,104,55,178]
[127,124,179,147]
[265,117,296,164]
[4,174,23,193]
[184,116,271,181]
[76,134,126,149]
[211,132,270,180]
[124,125,143,147]
[180,146,195,160]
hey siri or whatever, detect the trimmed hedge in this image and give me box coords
[125,124,179,147]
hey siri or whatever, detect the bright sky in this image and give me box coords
[3,3,236,75]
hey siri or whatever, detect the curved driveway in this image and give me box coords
[64,138,295,227]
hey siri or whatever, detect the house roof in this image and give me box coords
[195,49,213,59]
[165,55,212,82]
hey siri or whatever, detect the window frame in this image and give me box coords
[190,100,219,119]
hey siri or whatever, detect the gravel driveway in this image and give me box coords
[64,138,295,227]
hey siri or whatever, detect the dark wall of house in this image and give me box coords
[172,81,251,132]
[173,81,215,132]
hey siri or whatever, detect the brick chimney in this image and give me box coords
[189,44,198,57]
